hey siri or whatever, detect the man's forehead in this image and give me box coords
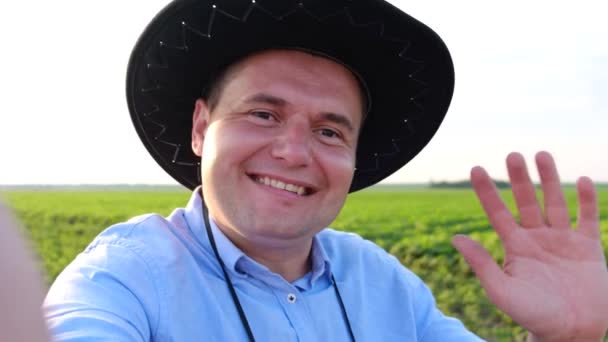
[217,49,368,120]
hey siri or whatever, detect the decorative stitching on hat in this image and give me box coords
[134,0,441,190]
[355,138,403,174]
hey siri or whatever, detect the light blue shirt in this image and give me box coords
[44,189,484,341]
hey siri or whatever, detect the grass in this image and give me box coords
[2,187,607,341]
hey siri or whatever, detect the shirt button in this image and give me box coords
[287,293,297,304]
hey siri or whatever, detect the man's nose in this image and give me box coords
[270,121,313,167]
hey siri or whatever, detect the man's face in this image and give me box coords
[191,50,363,250]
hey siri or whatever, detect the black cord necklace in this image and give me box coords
[199,190,356,341]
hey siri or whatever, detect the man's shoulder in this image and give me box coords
[317,228,424,294]
[316,228,372,249]
[83,209,194,260]
[316,228,400,269]
[87,213,173,248]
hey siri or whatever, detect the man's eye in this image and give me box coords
[250,111,275,121]
[317,128,340,139]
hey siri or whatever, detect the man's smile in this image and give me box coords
[248,173,316,197]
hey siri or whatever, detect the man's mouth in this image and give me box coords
[249,175,312,196]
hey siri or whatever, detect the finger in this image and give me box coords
[506,152,544,228]
[535,151,571,228]
[451,235,509,308]
[471,166,517,242]
[576,176,600,239]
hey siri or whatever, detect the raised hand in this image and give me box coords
[452,151,608,342]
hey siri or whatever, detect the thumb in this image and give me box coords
[0,203,50,342]
[452,234,509,308]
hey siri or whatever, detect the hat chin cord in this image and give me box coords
[198,184,356,341]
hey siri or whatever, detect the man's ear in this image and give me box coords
[191,98,211,157]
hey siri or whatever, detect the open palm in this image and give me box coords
[452,151,608,341]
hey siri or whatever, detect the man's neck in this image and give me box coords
[212,223,314,283]
[241,244,313,283]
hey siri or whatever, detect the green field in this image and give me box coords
[3,187,608,341]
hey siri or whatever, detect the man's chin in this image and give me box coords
[241,219,322,243]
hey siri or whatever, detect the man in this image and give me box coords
[44,0,608,341]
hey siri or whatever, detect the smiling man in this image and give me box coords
[43,0,608,341]
[191,50,363,282]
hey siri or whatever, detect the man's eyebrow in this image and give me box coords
[243,93,288,107]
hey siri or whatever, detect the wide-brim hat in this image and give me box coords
[126,0,454,192]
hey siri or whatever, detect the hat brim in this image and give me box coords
[126,0,454,192]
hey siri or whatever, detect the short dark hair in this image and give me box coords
[201,49,370,121]
[200,60,241,113]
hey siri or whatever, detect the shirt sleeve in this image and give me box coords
[400,264,485,342]
[43,240,162,342]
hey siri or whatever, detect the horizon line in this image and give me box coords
[2,181,607,188]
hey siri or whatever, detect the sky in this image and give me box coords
[0,0,606,185]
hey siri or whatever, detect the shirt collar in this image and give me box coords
[310,235,332,285]
[183,188,332,285]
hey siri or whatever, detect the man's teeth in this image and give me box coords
[256,176,307,195]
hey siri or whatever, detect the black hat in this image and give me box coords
[126,0,454,192]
